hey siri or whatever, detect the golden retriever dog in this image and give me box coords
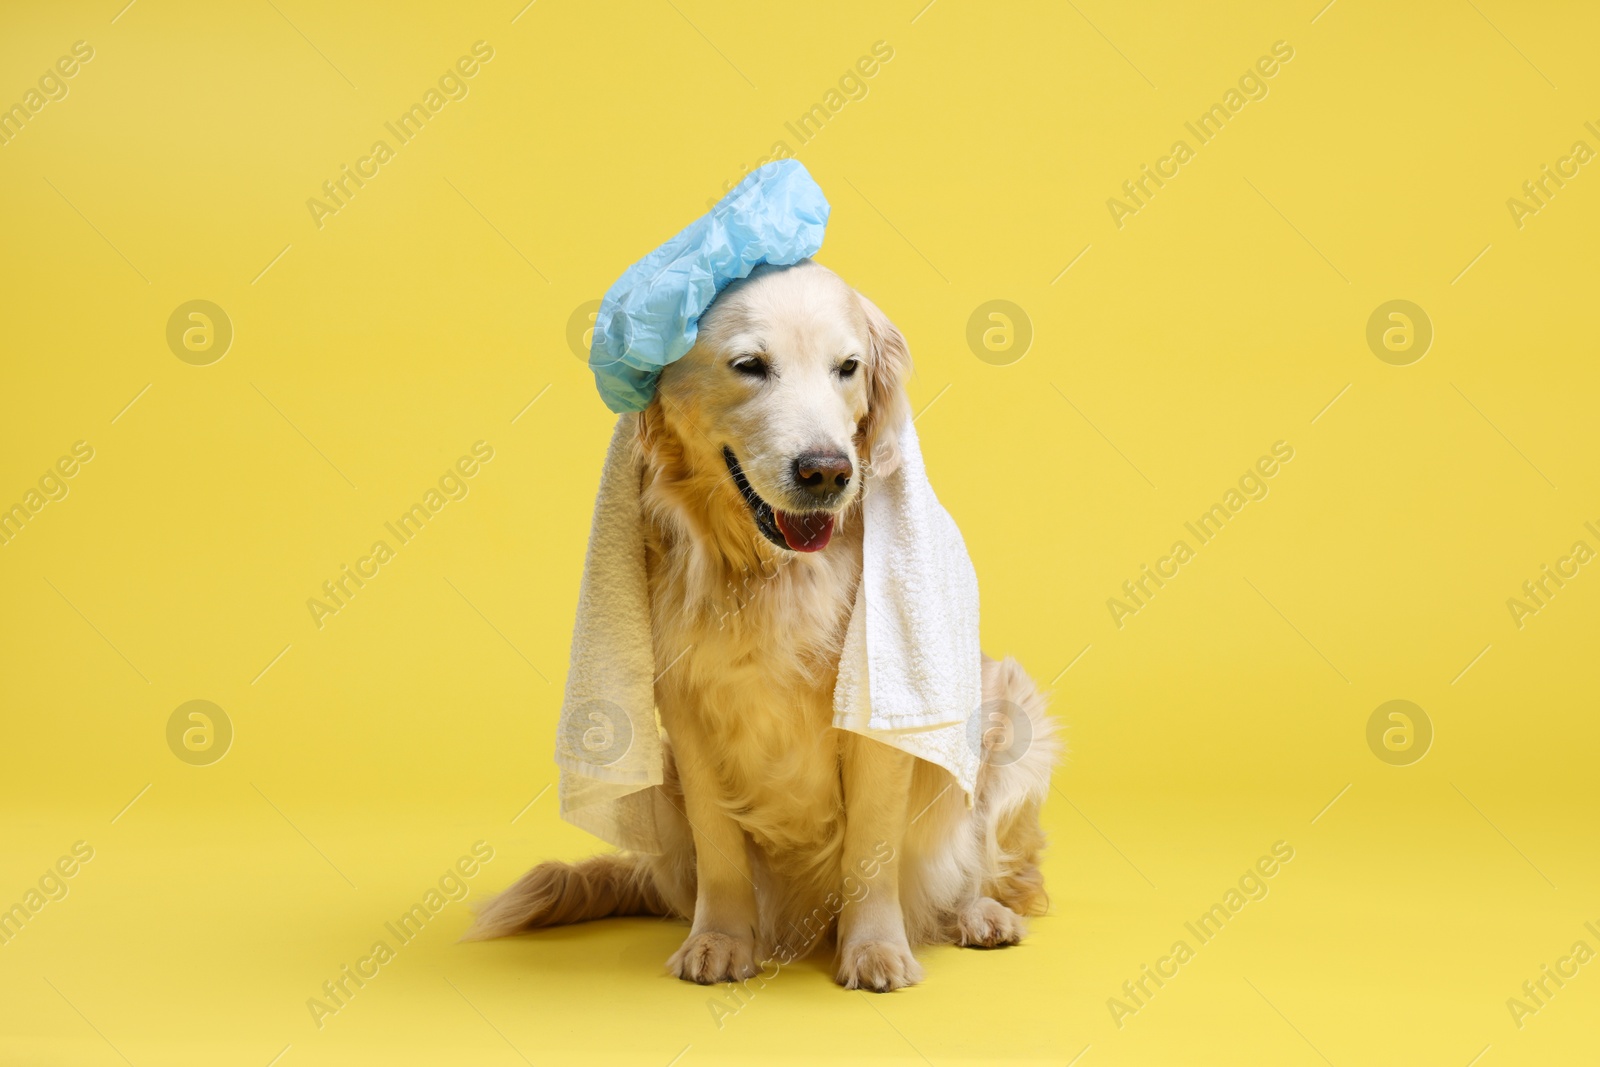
[467,259,1058,991]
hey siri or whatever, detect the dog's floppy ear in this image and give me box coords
[633,399,687,494]
[855,291,912,479]
[635,403,664,463]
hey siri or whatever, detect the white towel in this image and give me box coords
[556,415,983,853]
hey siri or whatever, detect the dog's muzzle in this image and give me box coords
[722,447,836,552]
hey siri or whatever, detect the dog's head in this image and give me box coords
[638,259,910,556]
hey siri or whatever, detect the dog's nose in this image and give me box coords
[794,451,853,501]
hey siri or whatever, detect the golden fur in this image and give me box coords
[467,261,1059,990]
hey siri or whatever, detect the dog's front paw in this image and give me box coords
[836,939,924,992]
[955,897,1027,948]
[668,930,759,985]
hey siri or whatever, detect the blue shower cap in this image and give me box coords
[589,159,830,412]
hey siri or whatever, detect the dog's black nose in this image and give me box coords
[794,451,852,501]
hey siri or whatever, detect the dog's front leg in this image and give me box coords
[835,732,924,991]
[663,716,760,984]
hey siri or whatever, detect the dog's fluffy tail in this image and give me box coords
[980,655,1062,918]
[461,853,669,940]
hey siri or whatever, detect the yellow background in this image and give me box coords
[3,1,1597,1063]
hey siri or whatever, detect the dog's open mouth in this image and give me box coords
[722,447,835,553]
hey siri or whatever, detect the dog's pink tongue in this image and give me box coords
[774,511,835,552]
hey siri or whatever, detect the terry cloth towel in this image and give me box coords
[556,414,984,854]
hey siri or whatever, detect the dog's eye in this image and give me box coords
[731,357,769,379]
[838,358,860,379]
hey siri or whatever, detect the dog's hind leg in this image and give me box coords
[951,895,1028,947]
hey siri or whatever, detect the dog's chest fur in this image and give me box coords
[647,518,864,857]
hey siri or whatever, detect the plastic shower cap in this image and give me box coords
[589,159,830,412]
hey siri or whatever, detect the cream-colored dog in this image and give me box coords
[467,260,1057,991]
